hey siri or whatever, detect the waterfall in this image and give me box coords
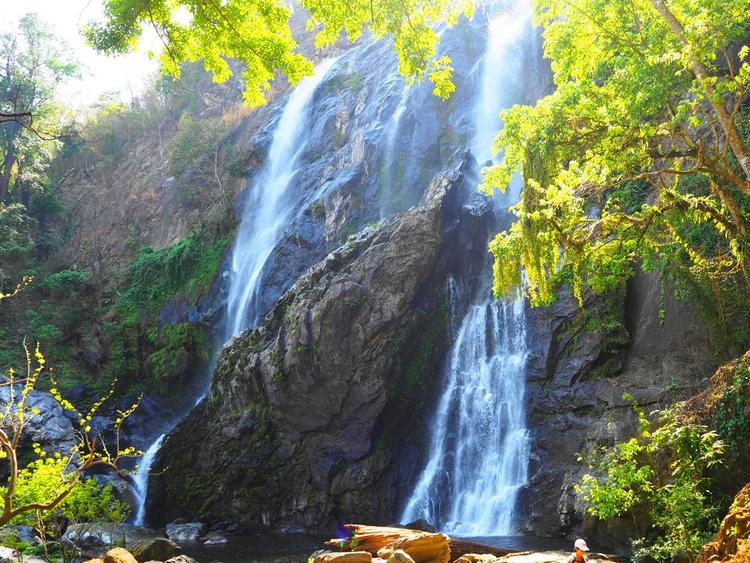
[225,57,338,337]
[473,1,533,164]
[132,433,165,527]
[401,0,533,536]
[379,83,409,219]
[130,59,338,526]
[401,299,530,535]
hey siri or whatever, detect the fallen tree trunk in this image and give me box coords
[325,524,519,562]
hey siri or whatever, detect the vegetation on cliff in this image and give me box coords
[483,0,750,313]
[578,352,750,560]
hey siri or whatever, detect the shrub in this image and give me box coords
[577,397,725,561]
[42,269,92,295]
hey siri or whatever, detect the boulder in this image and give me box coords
[315,552,373,562]
[131,538,180,562]
[103,548,137,563]
[164,522,206,542]
[387,550,416,563]
[63,523,180,562]
[92,474,138,511]
[0,525,36,545]
[401,520,436,533]
[164,556,198,563]
[0,383,77,455]
[0,547,18,563]
[202,532,227,545]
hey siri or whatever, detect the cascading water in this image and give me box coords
[401,298,530,535]
[132,434,165,527]
[130,59,339,525]
[401,0,533,536]
[225,58,338,336]
[472,1,532,164]
[378,83,409,219]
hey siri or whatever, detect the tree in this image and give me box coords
[0,342,140,527]
[577,398,725,561]
[85,0,474,106]
[0,13,77,203]
[481,0,750,307]
[0,300,140,528]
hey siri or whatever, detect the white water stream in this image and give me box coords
[225,58,339,336]
[401,0,533,536]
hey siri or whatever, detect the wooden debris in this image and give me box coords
[325,524,519,563]
[377,533,450,563]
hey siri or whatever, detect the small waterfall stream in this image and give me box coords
[225,57,338,336]
[402,0,533,536]
[132,434,165,527]
[130,58,339,525]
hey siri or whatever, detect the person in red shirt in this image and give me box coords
[569,538,590,563]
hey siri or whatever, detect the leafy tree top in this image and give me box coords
[480,0,750,306]
[85,0,474,106]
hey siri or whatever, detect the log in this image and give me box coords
[325,524,519,562]
[377,533,450,563]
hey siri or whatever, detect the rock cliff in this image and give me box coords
[147,152,494,530]
[519,270,716,543]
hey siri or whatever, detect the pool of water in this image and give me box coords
[178,534,571,563]
[179,534,325,563]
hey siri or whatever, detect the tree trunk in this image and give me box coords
[651,0,750,184]
[0,123,19,203]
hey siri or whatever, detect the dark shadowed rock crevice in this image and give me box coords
[147,152,494,531]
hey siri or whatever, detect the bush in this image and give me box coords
[169,114,227,181]
[577,397,725,561]
[5,457,129,528]
[42,269,92,294]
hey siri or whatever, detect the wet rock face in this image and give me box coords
[518,270,714,540]
[187,18,494,332]
[147,153,494,530]
[0,383,77,456]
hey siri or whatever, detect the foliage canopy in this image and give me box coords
[86,0,474,105]
[481,0,750,307]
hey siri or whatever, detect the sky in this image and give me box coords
[1,0,162,109]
